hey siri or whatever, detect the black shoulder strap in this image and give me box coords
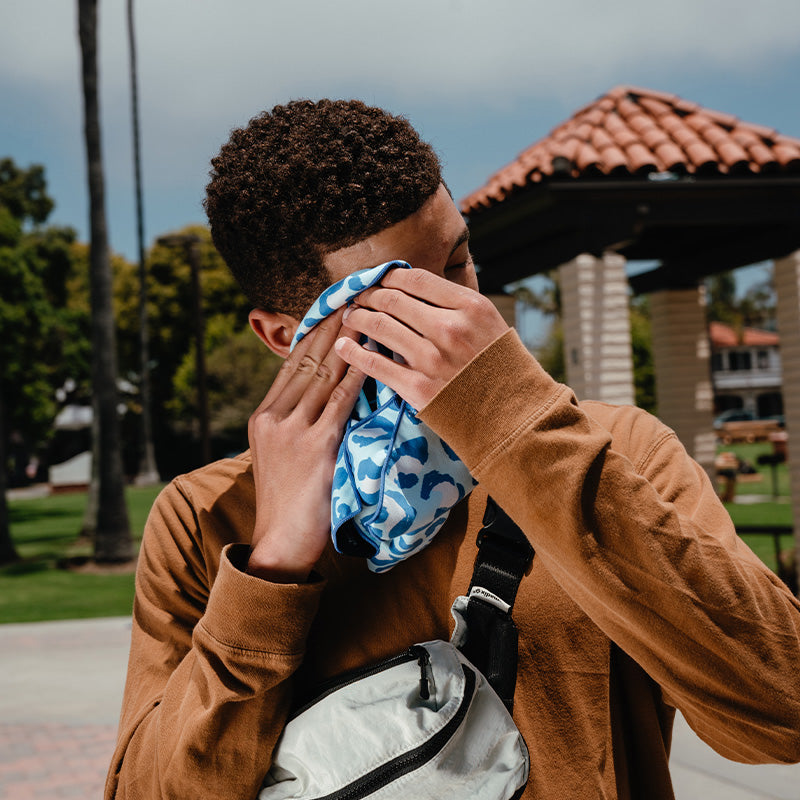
[458,497,534,712]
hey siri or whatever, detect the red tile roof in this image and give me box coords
[709,321,779,348]
[462,86,800,214]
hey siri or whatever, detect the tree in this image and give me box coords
[706,272,738,328]
[630,296,656,414]
[538,320,566,383]
[0,161,92,565]
[0,158,53,224]
[64,224,255,476]
[706,266,775,334]
[170,318,283,447]
[0,222,92,450]
[78,0,133,562]
[114,224,252,471]
[515,272,564,382]
[514,272,560,318]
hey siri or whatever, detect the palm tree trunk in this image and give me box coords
[127,0,159,486]
[78,0,134,562]
[79,407,100,541]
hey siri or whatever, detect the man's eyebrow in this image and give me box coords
[449,227,470,256]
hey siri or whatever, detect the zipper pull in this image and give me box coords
[411,645,431,700]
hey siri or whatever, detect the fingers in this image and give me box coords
[294,325,362,422]
[334,336,430,410]
[341,302,430,367]
[319,361,365,428]
[349,270,495,351]
[335,269,509,410]
[264,309,347,418]
[349,273,506,359]
[375,267,474,308]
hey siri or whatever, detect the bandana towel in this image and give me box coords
[291,261,477,573]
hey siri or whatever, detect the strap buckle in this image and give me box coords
[476,497,535,566]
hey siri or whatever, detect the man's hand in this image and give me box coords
[247,308,364,583]
[334,269,508,410]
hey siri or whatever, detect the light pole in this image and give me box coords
[157,234,212,466]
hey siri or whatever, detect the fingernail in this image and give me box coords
[334,338,347,352]
[342,303,356,321]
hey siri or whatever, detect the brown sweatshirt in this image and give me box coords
[106,330,800,800]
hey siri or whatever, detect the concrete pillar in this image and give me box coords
[773,251,800,592]
[557,252,635,405]
[486,293,516,328]
[649,287,716,479]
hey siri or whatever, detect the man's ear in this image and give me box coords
[249,309,299,358]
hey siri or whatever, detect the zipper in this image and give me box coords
[315,663,477,800]
[412,644,431,700]
[290,648,420,720]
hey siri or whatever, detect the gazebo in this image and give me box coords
[461,85,800,586]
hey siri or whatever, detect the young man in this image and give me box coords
[106,100,800,799]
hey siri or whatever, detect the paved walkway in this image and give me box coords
[0,617,798,799]
[0,618,129,799]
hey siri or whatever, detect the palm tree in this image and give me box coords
[78,0,134,562]
[127,0,159,485]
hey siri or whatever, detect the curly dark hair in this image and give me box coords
[204,99,442,317]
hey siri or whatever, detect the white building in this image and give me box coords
[709,322,783,418]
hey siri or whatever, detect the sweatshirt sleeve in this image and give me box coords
[105,478,325,799]
[418,329,800,765]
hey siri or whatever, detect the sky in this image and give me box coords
[3,0,799,340]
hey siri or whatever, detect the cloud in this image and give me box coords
[3,0,800,255]
[134,1,800,112]
[7,2,798,145]
[7,1,800,110]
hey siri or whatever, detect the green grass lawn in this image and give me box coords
[714,440,795,573]
[1,445,796,625]
[0,485,162,624]
[716,440,792,500]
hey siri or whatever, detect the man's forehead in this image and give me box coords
[322,185,466,279]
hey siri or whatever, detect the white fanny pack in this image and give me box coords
[260,500,534,800]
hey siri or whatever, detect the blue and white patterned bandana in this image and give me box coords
[290,261,477,573]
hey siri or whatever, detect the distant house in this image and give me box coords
[709,322,782,417]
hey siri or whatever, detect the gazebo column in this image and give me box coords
[774,251,800,589]
[557,253,635,405]
[649,287,716,478]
